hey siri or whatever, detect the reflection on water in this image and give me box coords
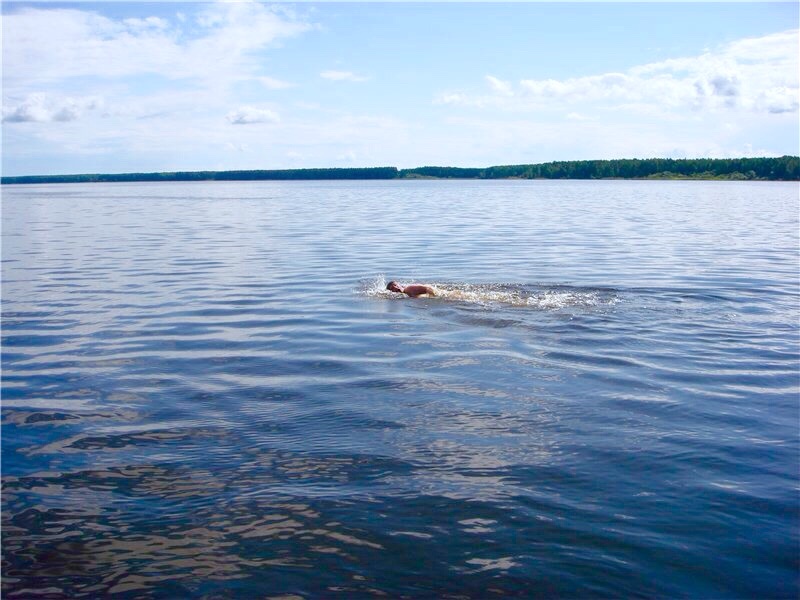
[2,180,798,598]
[4,423,419,595]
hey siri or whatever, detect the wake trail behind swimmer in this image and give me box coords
[374,279,616,309]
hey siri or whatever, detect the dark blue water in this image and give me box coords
[2,180,798,598]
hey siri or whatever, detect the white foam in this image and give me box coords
[361,275,396,298]
[359,277,617,310]
[527,290,604,310]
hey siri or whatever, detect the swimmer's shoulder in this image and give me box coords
[404,284,438,298]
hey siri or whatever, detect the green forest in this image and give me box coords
[3,156,798,184]
[400,156,800,180]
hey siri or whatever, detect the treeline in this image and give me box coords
[2,157,798,184]
[399,156,800,180]
[1,167,399,185]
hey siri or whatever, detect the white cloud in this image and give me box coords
[1,0,311,171]
[226,106,280,124]
[434,92,474,106]
[440,29,799,116]
[320,70,368,82]
[2,2,312,89]
[3,93,103,123]
[486,75,513,96]
[257,76,294,90]
[519,72,636,103]
[122,17,169,32]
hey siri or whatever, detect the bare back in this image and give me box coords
[402,284,436,298]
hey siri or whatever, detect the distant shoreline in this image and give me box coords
[3,156,798,184]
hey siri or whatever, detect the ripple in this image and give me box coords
[3,180,798,599]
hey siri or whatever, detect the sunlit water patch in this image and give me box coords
[2,180,798,598]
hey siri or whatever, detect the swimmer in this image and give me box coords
[386,281,437,298]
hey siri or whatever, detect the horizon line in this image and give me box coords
[3,155,799,181]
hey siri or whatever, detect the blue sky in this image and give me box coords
[2,1,798,175]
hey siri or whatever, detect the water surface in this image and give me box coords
[2,180,798,597]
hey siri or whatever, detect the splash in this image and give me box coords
[359,277,617,310]
[361,275,393,298]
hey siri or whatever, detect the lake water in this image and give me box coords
[2,179,798,598]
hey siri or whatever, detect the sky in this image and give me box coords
[2,1,799,175]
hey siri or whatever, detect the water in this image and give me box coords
[2,179,798,598]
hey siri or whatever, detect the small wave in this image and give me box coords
[358,277,617,310]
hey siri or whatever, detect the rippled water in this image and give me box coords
[2,180,798,598]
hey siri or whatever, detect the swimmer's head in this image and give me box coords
[386,281,403,293]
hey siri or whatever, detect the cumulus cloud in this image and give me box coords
[486,75,513,96]
[439,29,799,116]
[122,16,169,32]
[226,106,280,124]
[320,70,368,82]
[2,2,312,88]
[3,93,103,123]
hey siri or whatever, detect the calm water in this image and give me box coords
[2,180,798,598]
